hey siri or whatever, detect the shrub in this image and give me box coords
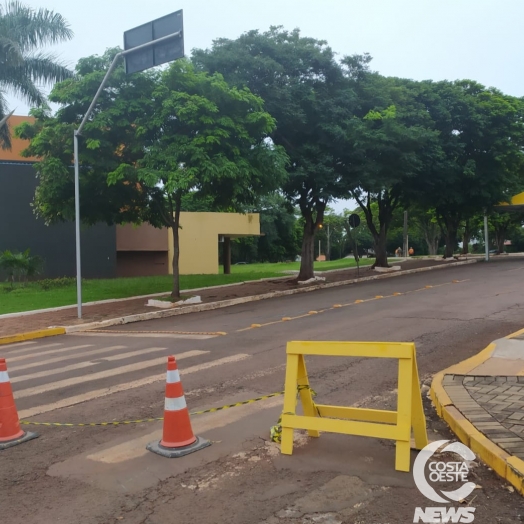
[0,249,44,287]
[38,276,78,291]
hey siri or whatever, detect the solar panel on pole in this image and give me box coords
[124,10,184,74]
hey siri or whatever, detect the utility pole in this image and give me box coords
[484,213,490,262]
[326,224,331,261]
[71,13,183,318]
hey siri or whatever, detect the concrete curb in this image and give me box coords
[0,328,66,346]
[430,326,524,495]
[63,259,476,333]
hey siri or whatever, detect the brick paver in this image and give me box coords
[443,374,524,459]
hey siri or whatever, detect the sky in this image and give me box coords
[5,0,524,212]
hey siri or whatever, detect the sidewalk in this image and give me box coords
[431,327,524,495]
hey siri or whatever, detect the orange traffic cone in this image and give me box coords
[0,358,38,450]
[147,356,211,458]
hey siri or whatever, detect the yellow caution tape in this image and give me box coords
[270,385,317,443]
[20,392,284,427]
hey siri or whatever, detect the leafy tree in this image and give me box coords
[484,212,524,253]
[19,54,288,299]
[193,27,357,280]
[17,49,159,227]
[256,194,300,262]
[411,207,440,256]
[0,1,73,147]
[107,60,288,298]
[336,72,438,267]
[317,212,349,261]
[413,80,524,258]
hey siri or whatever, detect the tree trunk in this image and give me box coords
[170,195,182,300]
[297,214,316,281]
[171,224,181,300]
[462,221,471,255]
[462,232,470,255]
[372,226,389,269]
[425,234,439,256]
[443,226,457,258]
[494,228,507,253]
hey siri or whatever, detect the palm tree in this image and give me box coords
[0,1,73,147]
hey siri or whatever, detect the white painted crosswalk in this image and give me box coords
[1,338,251,419]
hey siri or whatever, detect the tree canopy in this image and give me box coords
[18,52,288,298]
[0,0,73,147]
[193,27,357,279]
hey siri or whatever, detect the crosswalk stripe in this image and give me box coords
[18,353,250,419]
[70,332,218,340]
[2,341,62,354]
[8,345,128,372]
[11,349,208,383]
[0,340,37,351]
[7,344,93,363]
[14,350,209,399]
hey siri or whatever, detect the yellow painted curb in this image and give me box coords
[430,372,452,417]
[507,327,524,339]
[443,342,496,376]
[469,432,509,478]
[507,457,524,495]
[442,406,477,447]
[430,327,524,494]
[0,327,66,346]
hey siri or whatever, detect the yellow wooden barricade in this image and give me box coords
[280,341,428,472]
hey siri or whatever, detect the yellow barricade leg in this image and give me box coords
[297,355,320,438]
[395,356,413,472]
[411,352,429,451]
[281,354,299,455]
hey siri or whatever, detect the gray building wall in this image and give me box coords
[0,162,116,279]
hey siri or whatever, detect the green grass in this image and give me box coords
[230,257,376,274]
[0,257,377,315]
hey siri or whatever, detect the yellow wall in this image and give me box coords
[166,212,260,275]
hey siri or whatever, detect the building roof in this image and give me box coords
[495,192,524,213]
[0,115,38,162]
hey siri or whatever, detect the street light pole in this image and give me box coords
[484,212,490,262]
[72,31,181,318]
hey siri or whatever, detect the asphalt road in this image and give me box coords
[2,258,524,524]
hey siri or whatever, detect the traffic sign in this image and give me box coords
[124,10,184,74]
[348,214,360,228]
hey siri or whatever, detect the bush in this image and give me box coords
[38,276,78,291]
[0,249,44,287]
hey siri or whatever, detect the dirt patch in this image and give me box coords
[0,258,459,337]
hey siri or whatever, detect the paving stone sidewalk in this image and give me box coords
[444,374,524,459]
[437,332,524,465]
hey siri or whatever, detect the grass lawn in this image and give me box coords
[0,257,377,315]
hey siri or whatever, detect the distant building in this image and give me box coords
[0,116,260,279]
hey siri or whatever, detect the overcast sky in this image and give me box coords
[6,0,524,212]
